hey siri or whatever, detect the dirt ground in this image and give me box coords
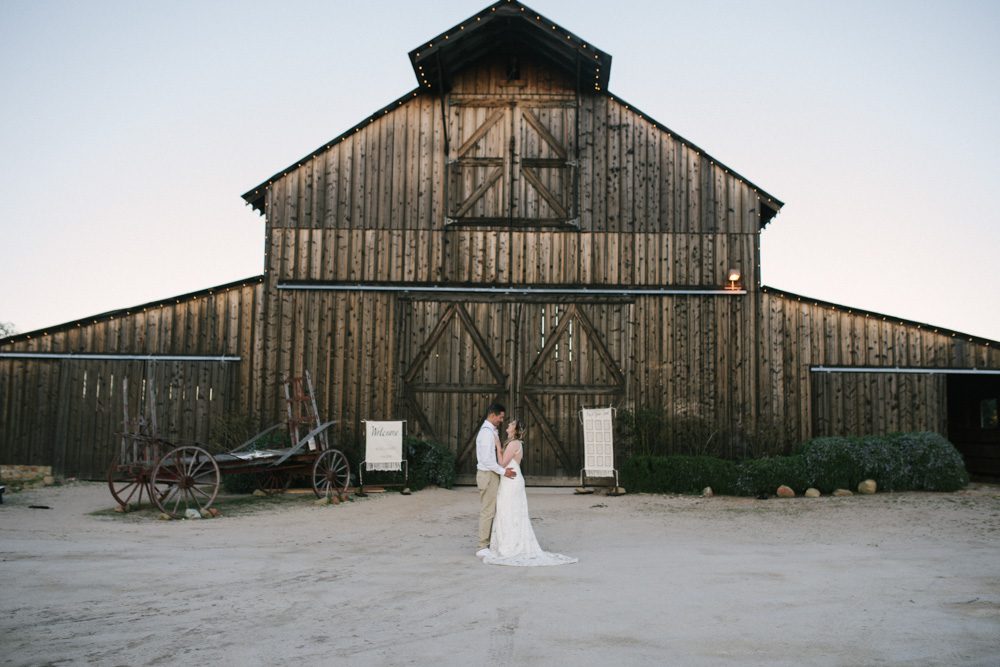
[1,482,999,667]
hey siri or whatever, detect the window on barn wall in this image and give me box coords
[446,100,577,226]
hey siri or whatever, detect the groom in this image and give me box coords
[475,402,516,558]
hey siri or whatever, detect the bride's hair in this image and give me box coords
[506,418,525,442]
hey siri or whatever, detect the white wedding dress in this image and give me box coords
[483,442,578,567]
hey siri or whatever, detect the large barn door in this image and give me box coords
[515,303,629,479]
[402,299,629,482]
[447,100,576,225]
[401,300,513,474]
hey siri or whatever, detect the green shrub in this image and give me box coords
[887,432,969,491]
[404,436,456,491]
[800,432,968,493]
[736,455,810,496]
[621,455,738,495]
[623,431,968,497]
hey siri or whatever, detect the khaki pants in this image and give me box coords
[477,470,500,549]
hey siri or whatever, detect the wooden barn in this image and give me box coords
[3,0,999,482]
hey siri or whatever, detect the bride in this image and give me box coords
[482,418,577,567]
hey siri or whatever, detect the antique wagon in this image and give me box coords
[108,372,350,518]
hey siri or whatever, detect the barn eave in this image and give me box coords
[409,0,612,95]
[761,285,1000,349]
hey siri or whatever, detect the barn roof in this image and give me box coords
[760,286,1000,349]
[0,276,265,347]
[241,0,784,225]
[409,0,612,94]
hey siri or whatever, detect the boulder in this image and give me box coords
[314,497,331,506]
[43,475,56,486]
[776,485,795,498]
[252,489,268,497]
[702,487,714,497]
[858,479,877,495]
[832,489,853,497]
[804,488,821,498]
[184,508,202,520]
[157,513,172,521]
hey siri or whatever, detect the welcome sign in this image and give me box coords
[364,421,404,471]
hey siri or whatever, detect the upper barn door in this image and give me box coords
[447,100,576,225]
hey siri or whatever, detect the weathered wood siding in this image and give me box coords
[632,294,760,457]
[0,280,263,477]
[251,56,771,472]
[760,289,1000,446]
[255,289,399,450]
[263,56,763,288]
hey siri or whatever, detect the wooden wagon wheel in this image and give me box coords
[255,469,292,495]
[107,460,154,510]
[312,449,350,499]
[151,445,221,519]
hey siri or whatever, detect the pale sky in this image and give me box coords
[2,0,998,341]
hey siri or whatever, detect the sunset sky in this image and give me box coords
[2,0,998,341]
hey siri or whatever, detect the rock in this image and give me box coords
[573,487,594,495]
[200,507,221,518]
[776,485,795,498]
[157,513,172,521]
[314,497,331,506]
[858,479,877,495]
[43,475,56,486]
[184,508,202,519]
[804,488,821,498]
[702,487,714,497]
[114,504,129,513]
[832,489,853,497]
[616,487,627,496]
[400,487,412,495]
[252,489,268,497]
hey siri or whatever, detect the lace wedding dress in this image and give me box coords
[483,442,578,567]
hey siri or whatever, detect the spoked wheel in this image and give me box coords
[152,445,221,519]
[255,469,292,495]
[107,461,154,510]
[312,449,350,499]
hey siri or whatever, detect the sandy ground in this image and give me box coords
[1,482,999,667]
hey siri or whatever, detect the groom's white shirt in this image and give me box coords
[476,420,507,475]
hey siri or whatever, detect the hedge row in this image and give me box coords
[621,431,968,496]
